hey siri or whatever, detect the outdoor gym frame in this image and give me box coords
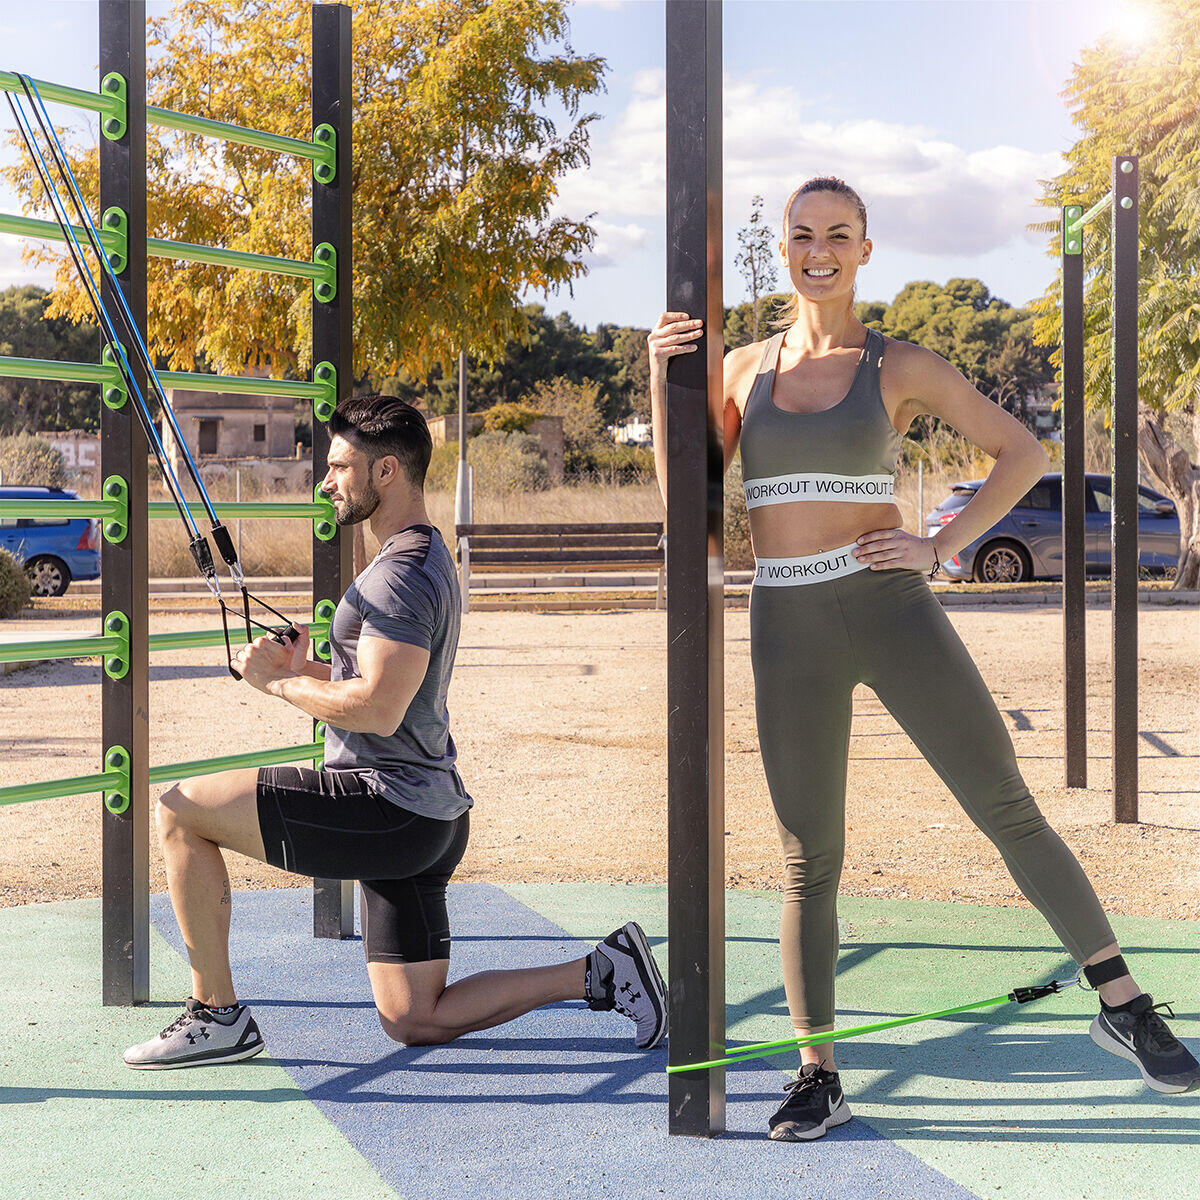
[0,1,354,1003]
[1060,157,1140,823]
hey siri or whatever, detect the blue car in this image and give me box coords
[0,486,102,597]
[925,472,1180,583]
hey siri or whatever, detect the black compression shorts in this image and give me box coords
[256,765,470,964]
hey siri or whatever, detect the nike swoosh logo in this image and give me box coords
[1105,1018,1137,1050]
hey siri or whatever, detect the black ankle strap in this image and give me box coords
[1082,954,1129,989]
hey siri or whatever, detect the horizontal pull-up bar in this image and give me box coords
[1066,192,1113,234]
[0,498,330,521]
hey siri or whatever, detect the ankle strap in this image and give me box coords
[1082,954,1129,989]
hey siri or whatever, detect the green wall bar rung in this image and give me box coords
[0,356,112,385]
[0,763,128,808]
[0,495,124,520]
[159,369,324,400]
[147,104,323,161]
[0,70,118,119]
[146,236,324,280]
[147,500,327,519]
[149,620,329,654]
[0,211,122,253]
[148,739,325,785]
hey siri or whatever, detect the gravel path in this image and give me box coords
[1,603,1196,923]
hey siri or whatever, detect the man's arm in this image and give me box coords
[239,633,428,735]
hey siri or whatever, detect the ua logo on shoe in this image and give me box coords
[185,1028,211,1045]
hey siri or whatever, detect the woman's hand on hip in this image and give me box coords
[852,527,938,573]
[648,311,703,375]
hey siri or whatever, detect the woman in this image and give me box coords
[648,177,1199,1141]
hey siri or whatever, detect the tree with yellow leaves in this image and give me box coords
[1030,0,1200,587]
[5,0,604,385]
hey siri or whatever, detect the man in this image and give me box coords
[125,395,666,1068]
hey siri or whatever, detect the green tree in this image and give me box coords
[735,195,778,342]
[4,0,604,383]
[1028,0,1200,586]
[0,432,67,487]
[0,287,101,433]
[519,374,604,473]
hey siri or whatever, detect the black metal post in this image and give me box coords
[665,0,725,1138]
[99,0,149,1005]
[312,2,355,936]
[1110,156,1139,823]
[1061,206,1086,788]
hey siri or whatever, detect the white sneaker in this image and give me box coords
[584,921,668,1049]
[124,998,265,1069]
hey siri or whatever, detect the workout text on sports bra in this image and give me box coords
[743,471,895,510]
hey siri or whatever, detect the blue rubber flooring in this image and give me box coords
[149,884,978,1200]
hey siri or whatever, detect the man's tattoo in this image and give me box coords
[220,880,231,906]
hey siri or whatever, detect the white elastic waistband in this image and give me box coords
[743,472,894,510]
[753,541,868,586]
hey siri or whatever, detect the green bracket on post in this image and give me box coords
[101,475,129,544]
[1064,206,1083,256]
[100,72,127,141]
[102,207,128,274]
[312,124,337,184]
[103,745,131,815]
[103,611,130,680]
[313,599,336,661]
[314,722,327,771]
[313,243,337,303]
[313,361,336,422]
[101,344,128,410]
[313,485,336,542]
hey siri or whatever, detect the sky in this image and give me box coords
[0,0,1156,332]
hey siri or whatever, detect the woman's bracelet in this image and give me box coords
[927,540,940,580]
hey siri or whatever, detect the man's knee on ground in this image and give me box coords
[377,1005,453,1047]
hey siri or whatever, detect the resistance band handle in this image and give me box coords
[227,624,302,683]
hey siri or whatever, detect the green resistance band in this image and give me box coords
[666,975,1081,1073]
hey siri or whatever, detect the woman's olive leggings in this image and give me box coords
[750,561,1117,1032]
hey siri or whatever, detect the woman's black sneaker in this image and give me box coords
[1090,993,1200,1094]
[767,1062,852,1141]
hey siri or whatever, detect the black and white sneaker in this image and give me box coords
[124,998,265,1070]
[1090,994,1200,1094]
[585,921,668,1049]
[768,1062,852,1141]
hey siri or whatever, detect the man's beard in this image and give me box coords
[334,480,381,526]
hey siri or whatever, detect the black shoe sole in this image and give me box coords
[621,921,668,1050]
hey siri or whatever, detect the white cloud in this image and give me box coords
[556,69,1064,263]
[0,236,54,290]
[583,219,649,268]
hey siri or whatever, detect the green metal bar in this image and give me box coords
[147,501,327,519]
[0,498,122,519]
[0,212,119,252]
[148,740,324,784]
[158,370,324,399]
[0,214,323,283]
[0,354,323,401]
[146,236,323,279]
[0,71,116,118]
[0,621,327,664]
[0,633,121,665]
[146,105,321,161]
[0,767,125,808]
[1066,192,1113,234]
[149,620,328,653]
[0,355,112,385]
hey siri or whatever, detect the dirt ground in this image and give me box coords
[1,602,1197,925]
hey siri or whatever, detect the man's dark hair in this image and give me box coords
[328,394,433,488]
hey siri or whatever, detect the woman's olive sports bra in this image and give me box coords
[738,327,903,510]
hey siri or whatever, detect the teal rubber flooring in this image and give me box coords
[0,884,1196,1200]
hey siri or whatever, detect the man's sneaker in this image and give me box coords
[768,1062,852,1141]
[124,998,265,1070]
[1089,994,1200,1094]
[584,921,667,1049]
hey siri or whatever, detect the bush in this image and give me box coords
[481,402,544,434]
[0,432,66,488]
[426,431,549,495]
[568,443,656,485]
[0,548,31,617]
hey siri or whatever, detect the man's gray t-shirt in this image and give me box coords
[322,524,472,820]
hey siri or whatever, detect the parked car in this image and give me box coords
[0,486,101,597]
[925,473,1179,583]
